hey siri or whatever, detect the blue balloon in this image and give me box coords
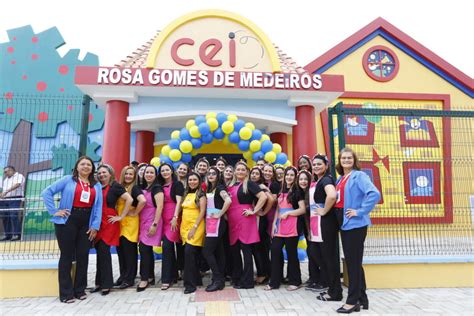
[297,248,307,261]
[213,127,225,139]
[233,119,245,132]
[169,139,180,149]
[250,129,262,141]
[173,162,182,170]
[202,133,214,144]
[191,138,202,149]
[283,248,287,261]
[216,112,227,125]
[198,122,211,135]
[229,131,240,144]
[180,128,191,140]
[276,153,288,165]
[161,156,172,165]
[261,140,273,153]
[238,140,250,151]
[181,153,192,163]
[252,151,264,161]
[195,115,206,125]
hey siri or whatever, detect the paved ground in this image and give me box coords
[1,256,473,315]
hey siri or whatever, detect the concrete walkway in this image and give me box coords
[1,256,473,315]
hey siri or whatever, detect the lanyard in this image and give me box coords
[79,179,90,192]
[336,172,352,191]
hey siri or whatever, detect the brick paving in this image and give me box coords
[1,255,473,315]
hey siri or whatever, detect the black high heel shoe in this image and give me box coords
[148,278,156,285]
[136,282,149,292]
[90,286,101,293]
[101,289,110,296]
[359,299,369,310]
[336,304,360,314]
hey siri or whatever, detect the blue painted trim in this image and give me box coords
[357,255,474,265]
[0,259,58,270]
[315,30,473,98]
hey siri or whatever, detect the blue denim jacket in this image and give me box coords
[42,175,103,230]
[336,170,381,231]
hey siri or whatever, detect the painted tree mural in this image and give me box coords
[0,25,104,178]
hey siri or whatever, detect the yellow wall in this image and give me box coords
[0,269,58,298]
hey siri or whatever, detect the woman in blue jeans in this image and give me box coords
[333,148,380,314]
[42,156,102,303]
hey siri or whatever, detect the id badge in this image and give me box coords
[80,190,91,203]
[336,190,341,204]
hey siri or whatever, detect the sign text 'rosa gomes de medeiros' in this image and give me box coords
[97,68,323,90]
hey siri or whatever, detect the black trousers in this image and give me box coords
[253,216,271,278]
[306,242,325,285]
[269,236,301,288]
[202,219,226,283]
[161,235,180,284]
[138,242,155,282]
[231,241,255,288]
[95,239,113,289]
[1,198,22,238]
[336,208,368,305]
[307,210,342,298]
[223,225,233,278]
[54,207,91,300]
[176,241,184,272]
[116,236,138,285]
[183,244,203,290]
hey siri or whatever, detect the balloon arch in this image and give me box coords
[151,112,291,168]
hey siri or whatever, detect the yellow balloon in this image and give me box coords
[222,135,230,145]
[161,145,171,156]
[191,149,199,156]
[249,140,261,152]
[207,118,219,131]
[152,246,162,254]
[171,130,180,139]
[260,134,270,142]
[227,114,238,122]
[179,140,193,153]
[284,160,291,167]
[298,238,307,250]
[272,143,282,154]
[150,157,160,167]
[245,122,255,130]
[205,112,217,119]
[243,150,253,160]
[169,149,182,162]
[189,125,201,138]
[264,151,277,163]
[221,121,234,134]
[239,127,252,140]
[185,119,195,130]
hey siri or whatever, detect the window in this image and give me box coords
[363,45,399,82]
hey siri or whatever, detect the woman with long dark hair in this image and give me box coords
[158,162,185,290]
[180,172,206,294]
[115,166,146,289]
[227,161,267,289]
[137,165,163,292]
[334,148,380,313]
[92,164,133,296]
[42,156,103,303]
[202,166,231,291]
[266,166,305,291]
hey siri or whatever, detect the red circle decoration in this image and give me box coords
[32,36,39,43]
[7,46,14,53]
[31,54,39,60]
[88,113,93,122]
[10,60,16,64]
[36,81,47,91]
[59,88,65,92]
[4,92,13,100]
[22,75,27,80]
[362,45,399,82]
[67,105,74,110]
[58,64,69,75]
[6,107,14,114]
[38,112,48,122]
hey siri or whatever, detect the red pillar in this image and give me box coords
[135,131,155,164]
[292,105,316,163]
[103,100,130,174]
[270,132,288,154]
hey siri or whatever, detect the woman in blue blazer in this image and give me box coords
[334,148,380,314]
[42,156,103,303]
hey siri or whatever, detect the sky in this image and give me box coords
[1,0,473,78]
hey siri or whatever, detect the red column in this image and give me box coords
[270,132,288,154]
[135,131,155,164]
[103,100,130,174]
[292,105,316,163]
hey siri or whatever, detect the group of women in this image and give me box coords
[42,147,380,314]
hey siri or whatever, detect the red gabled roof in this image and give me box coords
[304,17,473,92]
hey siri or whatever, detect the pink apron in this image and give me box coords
[205,191,221,237]
[274,193,298,237]
[227,184,260,245]
[162,185,181,243]
[309,184,323,242]
[139,190,163,246]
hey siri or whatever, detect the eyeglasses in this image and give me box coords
[207,172,217,176]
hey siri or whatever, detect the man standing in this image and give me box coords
[1,166,25,241]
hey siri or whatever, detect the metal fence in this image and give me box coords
[327,102,474,257]
[0,94,93,259]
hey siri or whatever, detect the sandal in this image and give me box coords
[317,293,343,301]
[76,293,87,300]
[161,283,171,290]
[264,285,277,291]
[60,298,76,304]
[256,276,269,285]
[286,285,300,291]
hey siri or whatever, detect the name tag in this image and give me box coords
[80,190,91,203]
[336,190,341,204]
